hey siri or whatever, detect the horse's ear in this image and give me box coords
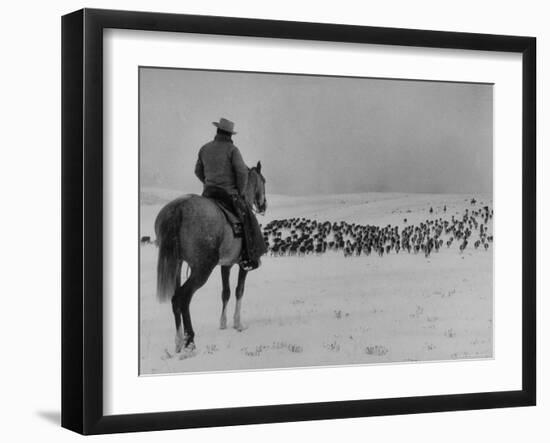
[256,161,262,173]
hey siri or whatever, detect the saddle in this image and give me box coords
[209,198,243,237]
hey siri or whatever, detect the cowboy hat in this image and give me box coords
[212,117,237,134]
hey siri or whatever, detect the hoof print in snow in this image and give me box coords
[324,341,341,352]
[178,348,197,360]
[242,345,269,357]
[272,341,303,353]
[365,345,389,356]
[161,349,173,360]
[334,310,350,319]
[444,328,456,338]
[259,342,305,354]
[287,344,303,353]
[440,289,457,298]
[409,305,424,318]
[205,344,218,354]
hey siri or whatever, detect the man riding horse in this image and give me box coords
[155,118,267,351]
[194,118,267,270]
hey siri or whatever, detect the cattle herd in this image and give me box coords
[261,201,493,259]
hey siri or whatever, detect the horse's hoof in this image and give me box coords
[175,330,186,353]
[234,323,248,332]
[178,345,197,360]
[220,320,227,330]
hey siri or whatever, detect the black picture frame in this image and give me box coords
[61,8,536,435]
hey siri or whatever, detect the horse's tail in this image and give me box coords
[155,202,183,303]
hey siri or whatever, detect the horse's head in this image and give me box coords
[247,161,267,215]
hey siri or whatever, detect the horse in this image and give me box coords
[154,161,267,355]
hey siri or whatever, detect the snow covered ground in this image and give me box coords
[139,190,493,375]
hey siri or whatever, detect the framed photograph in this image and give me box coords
[61,8,536,435]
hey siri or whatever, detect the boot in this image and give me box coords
[239,258,261,271]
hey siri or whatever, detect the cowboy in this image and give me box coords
[194,118,266,270]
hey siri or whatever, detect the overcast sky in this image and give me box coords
[140,67,493,196]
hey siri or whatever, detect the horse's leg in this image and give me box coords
[233,267,248,331]
[174,261,216,351]
[219,265,232,329]
[171,262,185,353]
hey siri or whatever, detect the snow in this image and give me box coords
[139,190,493,375]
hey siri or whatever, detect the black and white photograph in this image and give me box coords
[1,0,545,439]
[139,67,494,375]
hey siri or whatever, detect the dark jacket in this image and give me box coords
[194,133,249,195]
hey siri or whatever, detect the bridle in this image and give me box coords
[251,192,266,215]
[249,168,266,216]
[252,200,266,216]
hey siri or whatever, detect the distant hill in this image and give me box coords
[140,187,188,205]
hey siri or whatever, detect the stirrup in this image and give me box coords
[239,259,259,271]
